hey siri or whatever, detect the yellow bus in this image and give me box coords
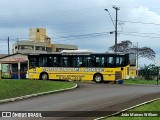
[26,52,136,83]
[129,66,137,78]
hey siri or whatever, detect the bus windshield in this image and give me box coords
[129,53,136,66]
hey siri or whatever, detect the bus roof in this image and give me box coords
[28,52,130,56]
[60,49,93,53]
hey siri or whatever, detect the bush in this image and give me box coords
[2,74,12,79]
[138,64,158,80]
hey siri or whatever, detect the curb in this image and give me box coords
[0,83,78,104]
[94,98,160,120]
[124,83,160,86]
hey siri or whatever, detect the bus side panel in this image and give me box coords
[28,73,39,79]
[103,74,115,81]
[124,66,130,79]
[129,66,136,78]
[28,68,40,79]
[28,67,43,80]
[103,68,123,81]
[28,66,135,81]
[49,72,93,81]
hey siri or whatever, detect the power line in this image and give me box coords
[120,31,160,36]
[119,20,160,26]
[2,30,160,44]
[51,32,110,39]
[52,34,109,42]
[5,30,160,43]
[15,32,112,43]
[121,33,160,39]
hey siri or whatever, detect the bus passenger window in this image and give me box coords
[116,57,120,67]
[29,57,37,68]
[48,56,53,66]
[83,57,92,67]
[59,57,69,67]
[70,57,79,67]
[39,57,47,67]
[95,57,105,67]
[77,57,82,67]
[53,57,58,67]
[120,57,125,67]
[105,57,114,67]
[116,57,125,67]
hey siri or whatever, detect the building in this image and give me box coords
[0,28,78,79]
[12,28,78,54]
[0,53,28,79]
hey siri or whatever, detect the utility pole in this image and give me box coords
[113,6,120,53]
[8,37,10,55]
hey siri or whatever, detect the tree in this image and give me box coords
[109,40,156,60]
[130,46,155,60]
[109,40,132,53]
[138,64,157,80]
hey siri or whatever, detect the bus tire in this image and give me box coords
[93,73,103,83]
[40,72,48,80]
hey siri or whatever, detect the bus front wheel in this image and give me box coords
[40,73,48,80]
[94,74,103,83]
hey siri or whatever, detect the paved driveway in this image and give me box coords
[0,82,160,120]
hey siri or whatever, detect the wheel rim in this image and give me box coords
[95,75,102,82]
[42,74,48,80]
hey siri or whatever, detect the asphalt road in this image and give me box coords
[0,82,160,120]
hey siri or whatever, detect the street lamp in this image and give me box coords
[104,9,115,28]
[104,7,119,53]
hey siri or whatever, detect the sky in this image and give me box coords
[0,0,160,66]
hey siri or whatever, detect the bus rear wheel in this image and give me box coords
[94,74,103,83]
[40,73,48,80]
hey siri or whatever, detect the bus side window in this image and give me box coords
[48,56,52,67]
[29,57,37,68]
[116,56,125,67]
[83,57,92,67]
[116,57,120,67]
[105,57,114,67]
[95,62,99,67]
[120,57,125,67]
[59,57,69,67]
[70,57,81,67]
[95,57,99,67]
[39,57,47,67]
[95,57,105,67]
[59,57,63,67]
[53,57,58,67]
[82,57,87,67]
[77,57,83,67]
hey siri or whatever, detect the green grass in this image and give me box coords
[0,79,75,100]
[104,100,160,120]
[124,79,160,85]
